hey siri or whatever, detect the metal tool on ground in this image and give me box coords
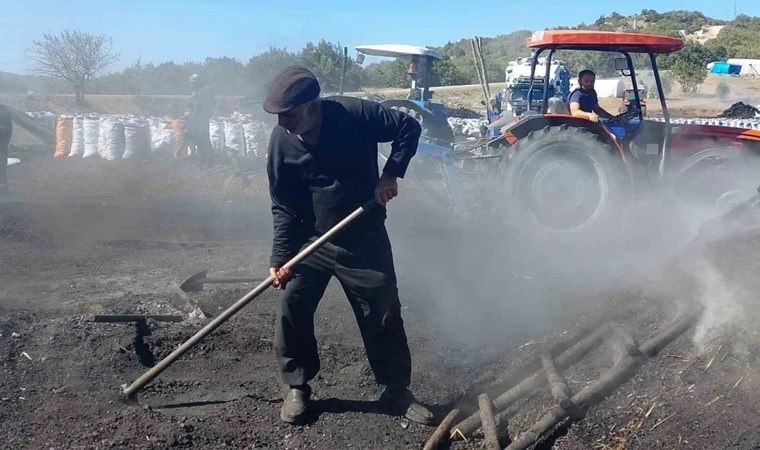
[121,198,379,400]
[93,314,184,323]
[179,270,265,292]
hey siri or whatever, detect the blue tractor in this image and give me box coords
[353,44,461,204]
[354,44,455,146]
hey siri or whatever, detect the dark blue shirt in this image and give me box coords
[568,88,598,113]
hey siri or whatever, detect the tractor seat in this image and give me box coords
[547,97,569,115]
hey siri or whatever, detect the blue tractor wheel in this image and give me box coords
[380,99,454,145]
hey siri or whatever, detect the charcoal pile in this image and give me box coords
[719,102,760,119]
[446,106,483,119]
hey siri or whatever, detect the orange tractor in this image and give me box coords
[460,30,760,242]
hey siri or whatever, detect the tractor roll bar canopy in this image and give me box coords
[354,44,443,60]
[523,29,683,179]
[525,30,684,54]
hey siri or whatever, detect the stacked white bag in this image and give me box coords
[69,115,85,157]
[209,119,225,154]
[149,118,176,156]
[82,114,100,158]
[99,116,126,161]
[224,120,246,155]
[123,119,151,160]
[242,121,260,158]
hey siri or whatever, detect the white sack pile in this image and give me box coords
[37,111,273,162]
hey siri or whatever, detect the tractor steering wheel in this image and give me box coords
[618,106,642,123]
[602,106,640,124]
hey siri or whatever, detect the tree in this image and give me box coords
[27,30,119,103]
[201,56,253,95]
[299,40,363,93]
[432,55,470,86]
[660,40,713,96]
[363,59,409,88]
[247,47,302,97]
[671,59,706,95]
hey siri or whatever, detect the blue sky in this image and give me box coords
[1,0,757,75]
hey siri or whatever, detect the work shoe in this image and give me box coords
[280,384,311,425]
[378,387,434,425]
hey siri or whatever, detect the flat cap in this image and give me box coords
[263,66,321,114]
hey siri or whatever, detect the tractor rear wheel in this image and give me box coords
[379,102,453,182]
[498,125,629,242]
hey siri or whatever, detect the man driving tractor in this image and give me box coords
[568,69,621,123]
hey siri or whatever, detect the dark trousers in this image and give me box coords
[275,225,412,389]
[187,120,213,167]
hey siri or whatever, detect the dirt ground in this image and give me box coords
[3,146,760,450]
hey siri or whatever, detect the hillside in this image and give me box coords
[2,9,760,98]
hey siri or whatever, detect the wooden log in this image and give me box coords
[540,351,577,414]
[640,310,702,357]
[467,328,590,399]
[505,312,701,450]
[422,408,460,450]
[611,322,642,357]
[451,323,613,439]
[478,394,500,450]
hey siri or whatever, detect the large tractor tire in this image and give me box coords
[498,125,629,243]
[672,147,759,206]
[381,100,454,145]
[378,100,455,187]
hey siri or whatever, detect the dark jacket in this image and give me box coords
[266,96,421,267]
[188,85,215,127]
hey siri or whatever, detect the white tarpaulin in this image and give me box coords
[726,59,760,76]
[594,79,626,98]
[25,111,56,129]
[82,115,100,158]
[69,115,85,157]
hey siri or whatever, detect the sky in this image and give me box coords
[0,0,757,75]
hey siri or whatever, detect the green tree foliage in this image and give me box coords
[705,15,760,58]
[299,40,364,93]
[363,58,409,88]
[21,9,760,95]
[431,55,470,86]
[659,40,725,70]
[658,40,715,96]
